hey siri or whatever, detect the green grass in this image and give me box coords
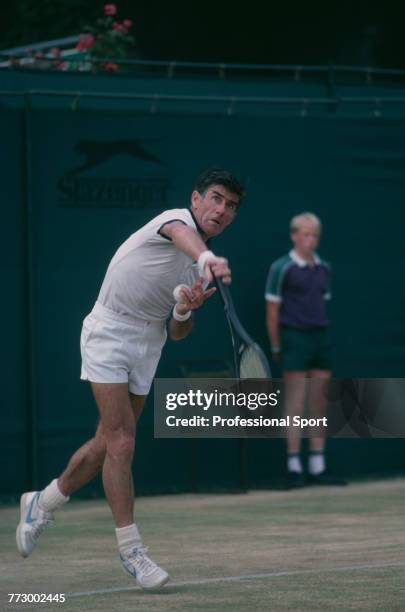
[1,479,404,611]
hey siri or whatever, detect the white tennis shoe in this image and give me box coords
[120,545,169,590]
[16,491,54,557]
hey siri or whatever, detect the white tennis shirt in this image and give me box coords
[97,208,203,321]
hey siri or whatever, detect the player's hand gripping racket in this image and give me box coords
[214,276,272,379]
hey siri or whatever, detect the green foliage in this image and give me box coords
[3,1,136,73]
[83,14,135,61]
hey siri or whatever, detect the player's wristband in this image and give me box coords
[173,304,192,322]
[197,250,215,277]
[271,346,281,353]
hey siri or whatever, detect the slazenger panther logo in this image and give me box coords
[67,139,167,175]
[57,139,170,209]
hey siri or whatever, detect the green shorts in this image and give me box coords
[281,326,332,371]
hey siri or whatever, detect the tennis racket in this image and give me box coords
[214,277,272,379]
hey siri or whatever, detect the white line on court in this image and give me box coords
[70,561,405,598]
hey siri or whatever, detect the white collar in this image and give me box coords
[289,249,321,267]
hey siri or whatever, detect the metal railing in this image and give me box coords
[1,51,405,84]
[1,89,405,116]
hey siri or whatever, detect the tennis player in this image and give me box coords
[265,213,345,488]
[16,168,244,589]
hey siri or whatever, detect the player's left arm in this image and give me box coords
[168,278,216,341]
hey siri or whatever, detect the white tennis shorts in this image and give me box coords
[80,301,167,395]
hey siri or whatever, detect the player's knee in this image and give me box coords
[106,431,135,463]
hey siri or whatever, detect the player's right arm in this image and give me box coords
[160,221,231,283]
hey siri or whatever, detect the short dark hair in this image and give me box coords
[194,168,245,205]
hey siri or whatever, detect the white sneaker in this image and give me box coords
[120,545,169,590]
[16,491,54,558]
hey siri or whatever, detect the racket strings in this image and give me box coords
[239,344,270,379]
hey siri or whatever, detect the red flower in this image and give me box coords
[112,22,123,31]
[104,4,117,16]
[104,62,118,72]
[122,19,133,29]
[76,33,95,51]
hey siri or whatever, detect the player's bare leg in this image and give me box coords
[58,390,145,498]
[91,382,168,589]
[307,369,331,454]
[91,382,135,527]
[58,422,106,496]
[129,392,147,422]
[16,389,121,559]
[307,369,346,485]
[283,371,307,487]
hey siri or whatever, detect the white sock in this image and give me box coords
[308,452,326,475]
[287,453,303,474]
[38,479,69,512]
[116,523,142,557]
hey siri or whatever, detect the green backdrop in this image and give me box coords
[1,68,405,497]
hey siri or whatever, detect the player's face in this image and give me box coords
[191,185,239,237]
[291,223,320,254]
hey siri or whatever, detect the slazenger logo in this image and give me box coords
[57,139,170,209]
[67,139,167,175]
